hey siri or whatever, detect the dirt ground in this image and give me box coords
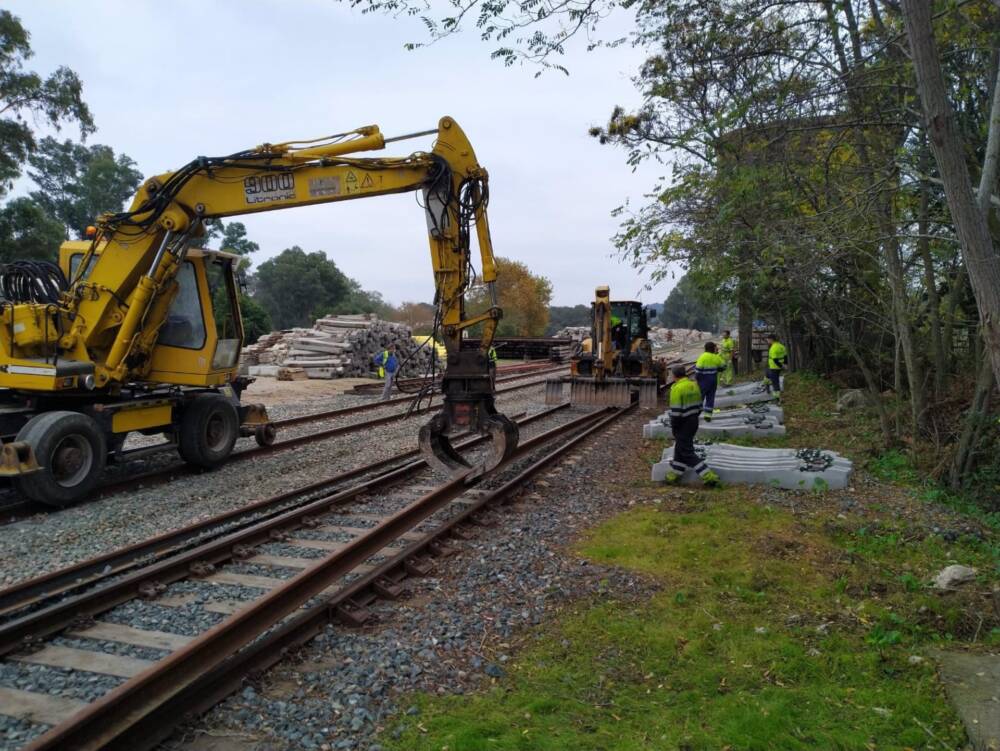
[241,377,378,407]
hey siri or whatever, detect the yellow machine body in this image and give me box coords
[547,285,663,408]
[0,116,515,505]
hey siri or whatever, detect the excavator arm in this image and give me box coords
[12,117,517,477]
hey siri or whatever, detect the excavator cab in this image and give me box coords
[60,242,245,386]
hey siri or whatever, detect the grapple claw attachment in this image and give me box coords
[419,412,519,479]
[419,413,470,475]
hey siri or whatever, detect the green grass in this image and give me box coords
[383,494,991,750]
[380,372,997,750]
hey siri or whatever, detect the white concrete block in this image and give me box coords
[651,442,852,490]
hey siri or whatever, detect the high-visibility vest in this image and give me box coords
[694,352,726,379]
[488,346,498,364]
[720,336,735,359]
[669,376,702,418]
[376,350,390,378]
[768,341,788,370]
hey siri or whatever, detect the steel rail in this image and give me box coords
[100,404,636,751]
[21,407,615,751]
[0,404,579,650]
[0,370,565,525]
[0,406,553,618]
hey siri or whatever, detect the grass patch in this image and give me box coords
[381,372,997,750]
[383,493,993,750]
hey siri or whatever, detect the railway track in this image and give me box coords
[0,401,632,750]
[0,366,568,524]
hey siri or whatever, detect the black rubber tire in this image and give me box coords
[14,411,107,507]
[178,394,239,469]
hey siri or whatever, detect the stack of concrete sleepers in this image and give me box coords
[651,443,852,490]
[242,315,437,379]
[642,403,785,439]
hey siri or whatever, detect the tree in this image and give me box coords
[660,274,720,332]
[469,257,553,336]
[0,196,64,262]
[327,278,396,318]
[236,294,272,344]
[0,10,93,198]
[547,304,592,334]
[252,246,352,329]
[27,137,142,238]
[901,0,1000,392]
[390,301,436,334]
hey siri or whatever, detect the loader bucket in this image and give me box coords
[604,378,632,407]
[544,379,565,405]
[638,379,658,409]
[0,440,40,476]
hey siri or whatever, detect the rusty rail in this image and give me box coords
[20,406,619,750]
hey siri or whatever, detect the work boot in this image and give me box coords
[701,470,721,487]
[703,414,712,422]
[665,471,681,484]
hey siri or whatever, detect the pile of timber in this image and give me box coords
[240,314,436,380]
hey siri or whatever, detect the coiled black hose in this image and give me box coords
[0,260,69,304]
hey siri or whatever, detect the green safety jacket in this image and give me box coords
[768,341,788,371]
[669,376,702,418]
[694,351,726,378]
[488,346,498,364]
[720,336,735,359]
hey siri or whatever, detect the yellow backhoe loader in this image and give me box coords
[0,116,516,506]
[545,286,663,407]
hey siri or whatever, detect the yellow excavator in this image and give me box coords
[0,116,517,506]
[545,285,662,407]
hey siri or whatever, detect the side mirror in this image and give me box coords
[646,307,657,320]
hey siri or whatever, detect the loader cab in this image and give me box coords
[60,242,244,386]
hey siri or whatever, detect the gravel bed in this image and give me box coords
[0,386,551,590]
[163,409,653,751]
[49,635,170,662]
[101,598,227,637]
[227,562,301,580]
[256,542,328,560]
[0,717,46,751]
[0,659,124,701]
[167,579,273,604]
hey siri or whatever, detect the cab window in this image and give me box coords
[68,253,99,282]
[206,256,242,368]
[159,262,206,349]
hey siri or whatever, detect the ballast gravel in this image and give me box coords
[0,385,551,589]
[162,412,653,751]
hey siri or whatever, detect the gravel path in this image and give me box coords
[0,384,552,589]
[160,410,653,751]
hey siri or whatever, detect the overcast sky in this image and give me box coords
[7,0,677,307]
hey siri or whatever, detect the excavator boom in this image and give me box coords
[0,117,517,504]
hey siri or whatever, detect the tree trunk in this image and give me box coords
[738,290,753,376]
[949,349,995,490]
[902,0,1000,392]
[918,144,946,398]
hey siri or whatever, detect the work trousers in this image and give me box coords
[696,373,718,416]
[669,414,711,477]
[766,368,782,394]
[380,370,396,401]
[721,358,734,386]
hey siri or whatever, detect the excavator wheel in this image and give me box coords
[14,411,107,507]
[178,394,239,469]
[419,412,519,478]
